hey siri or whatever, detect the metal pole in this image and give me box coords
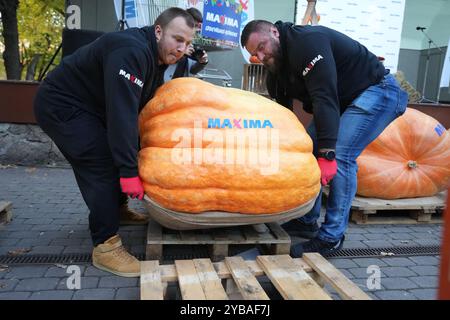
[422,40,431,100]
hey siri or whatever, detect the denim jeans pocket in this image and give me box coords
[350,84,386,115]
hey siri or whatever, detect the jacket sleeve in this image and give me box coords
[103,46,150,177]
[188,57,206,75]
[292,33,340,150]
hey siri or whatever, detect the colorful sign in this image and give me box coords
[202,0,242,45]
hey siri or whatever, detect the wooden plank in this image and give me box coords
[252,223,269,233]
[351,211,443,225]
[225,256,269,300]
[179,230,199,242]
[242,225,266,242]
[267,222,290,241]
[175,260,206,300]
[257,255,331,300]
[270,243,291,255]
[193,258,228,300]
[409,209,433,222]
[350,192,446,211]
[156,258,313,283]
[140,261,164,300]
[209,244,229,262]
[146,219,163,259]
[147,219,163,242]
[303,253,371,300]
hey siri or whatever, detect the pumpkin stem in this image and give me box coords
[407,160,418,169]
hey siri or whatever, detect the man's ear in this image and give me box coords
[155,25,162,41]
[270,26,279,38]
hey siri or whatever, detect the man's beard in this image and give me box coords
[263,39,282,74]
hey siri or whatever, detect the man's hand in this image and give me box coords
[120,176,144,200]
[317,157,337,186]
[185,44,195,56]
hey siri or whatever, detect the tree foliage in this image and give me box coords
[0,0,21,79]
[1,0,65,80]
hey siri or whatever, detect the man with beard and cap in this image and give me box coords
[34,7,195,277]
[241,20,408,257]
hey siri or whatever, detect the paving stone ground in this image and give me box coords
[0,166,444,300]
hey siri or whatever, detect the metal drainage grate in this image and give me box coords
[323,245,441,258]
[0,245,441,265]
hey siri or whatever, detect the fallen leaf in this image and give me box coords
[0,164,16,169]
[7,248,32,256]
[0,283,6,289]
[25,167,36,173]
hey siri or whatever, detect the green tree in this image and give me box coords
[0,0,21,79]
[18,0,65,80]
[0,0,64,80]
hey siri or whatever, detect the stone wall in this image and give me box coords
[0,123,68,167]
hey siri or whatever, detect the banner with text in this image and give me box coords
[295,0,406,73]
[202,0,242,45]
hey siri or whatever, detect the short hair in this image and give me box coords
[154,7,195,29]
[186,7,203,23]
[240,20,273,47]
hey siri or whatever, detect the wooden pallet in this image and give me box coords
[140,253,371,300]
[146,219,291,261]
[322,189,445,225]
[0,201,12,226]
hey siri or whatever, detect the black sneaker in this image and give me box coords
[290,235,345,258]
[281,219,319,239]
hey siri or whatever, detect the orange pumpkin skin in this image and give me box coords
[356,108,450,199]
[138,78,320,214]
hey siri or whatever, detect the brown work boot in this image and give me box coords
[119,204,149,225]
[92,235,140,277]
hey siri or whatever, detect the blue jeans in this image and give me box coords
[299,74,408,242]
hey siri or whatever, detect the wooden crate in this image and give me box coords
[323,189,445,225]
[140,253,371,300]
[0,201,12,226]
[146,219,291,261]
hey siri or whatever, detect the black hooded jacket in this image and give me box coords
[43,26,166,177]
[267,22,385,150]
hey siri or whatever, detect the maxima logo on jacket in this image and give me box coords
[119,69,143,88]
[302,54,323,76]
[208,118,274,129]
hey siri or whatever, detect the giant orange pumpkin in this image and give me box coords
[138,78,320,214]
[357,108,450,199]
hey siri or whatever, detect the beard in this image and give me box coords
[263,39,282,74]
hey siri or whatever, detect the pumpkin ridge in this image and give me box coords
[414,134,450,162]
[139,78,320,213]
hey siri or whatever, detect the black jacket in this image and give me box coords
[267,22,385,150]
[43,26,165,177]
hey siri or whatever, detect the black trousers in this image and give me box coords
[34,83,127,246]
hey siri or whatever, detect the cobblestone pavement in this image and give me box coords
[0,166,443,300]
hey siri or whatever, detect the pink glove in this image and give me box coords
[317,157,337,186]
[120,176,144,200]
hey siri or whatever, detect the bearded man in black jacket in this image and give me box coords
[241,20,408,257]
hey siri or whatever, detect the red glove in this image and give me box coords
[120,176,144,200]
[317,157,337,186]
